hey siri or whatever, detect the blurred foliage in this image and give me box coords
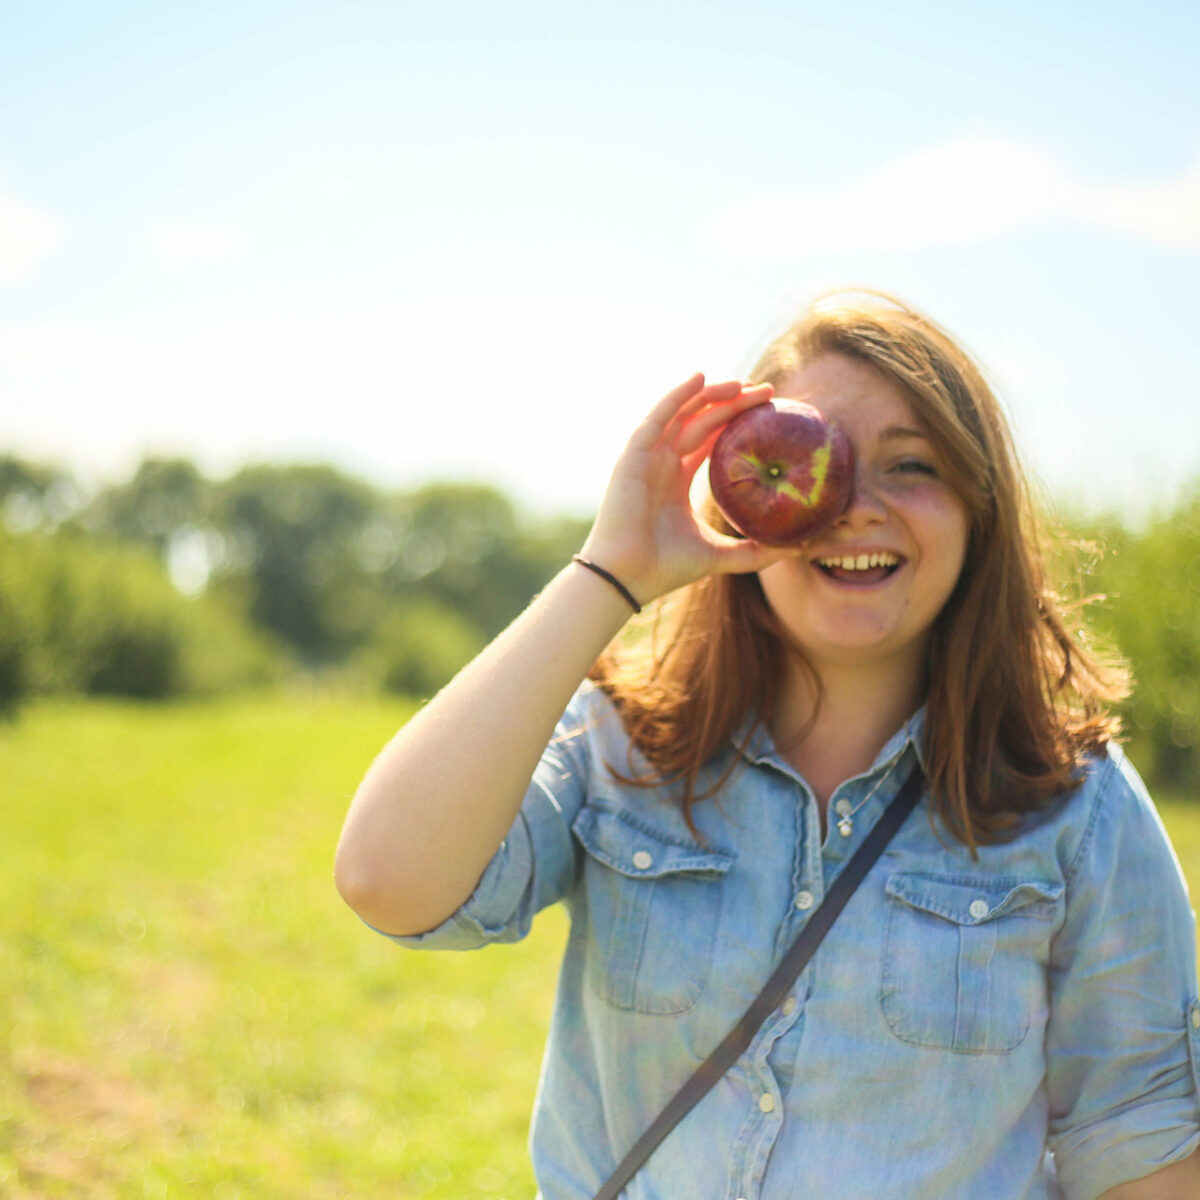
[215,463,380,663]
[0,527,284,707]
[0,454,82,532]
[79,456,212,556]
[1,454,589,711]
[1,449,1195,794]
[1068,485,1200,788]
[355,599,487,700]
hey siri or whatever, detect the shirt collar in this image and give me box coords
[736,703,928,781]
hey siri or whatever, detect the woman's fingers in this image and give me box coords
[713,539,792,577]
[679,435,721,482]
[672,382,773,460]
[663,379,771,448]
[626,372,706,450]
[588,373,785,599]
[628,375,760,456]
[665,377,748,426]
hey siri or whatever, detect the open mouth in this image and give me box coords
[814,551,903,586]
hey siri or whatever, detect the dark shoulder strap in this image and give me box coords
[592,763,924,1200]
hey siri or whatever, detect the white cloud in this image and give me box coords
[0,184,61,285]
[148,219,246,263]
[1079,157,1200,251]
[714,136,1200,254]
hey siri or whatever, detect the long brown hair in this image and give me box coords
[591,290,1128,851]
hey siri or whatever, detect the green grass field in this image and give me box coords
[2,697,1197,1198]
[1,696,568,1199]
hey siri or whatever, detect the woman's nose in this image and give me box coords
[836,464,887,527]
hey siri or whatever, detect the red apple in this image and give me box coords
[708,399,855,546]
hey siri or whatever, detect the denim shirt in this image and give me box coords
[382,683,1200,1199]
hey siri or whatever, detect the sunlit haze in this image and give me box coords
[2,0,1198,520]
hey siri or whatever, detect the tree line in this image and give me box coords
[0,452,1196,793]
[0,454,589,709]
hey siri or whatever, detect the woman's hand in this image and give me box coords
[337,373,793,935]
[579,373,791,607]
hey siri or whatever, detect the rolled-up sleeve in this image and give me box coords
[1046,751,1200,1199]
[373,688,594,951]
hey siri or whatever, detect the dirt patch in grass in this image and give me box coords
[24,1055,156,1128]
[15,1051,164,1193]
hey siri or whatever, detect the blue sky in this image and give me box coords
[2,0,1198,519]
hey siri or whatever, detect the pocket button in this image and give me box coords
[969,899,990,919]
[632,850,653,870]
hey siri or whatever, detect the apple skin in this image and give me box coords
[708,399,855,546]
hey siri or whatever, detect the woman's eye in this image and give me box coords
[891,458,937,477]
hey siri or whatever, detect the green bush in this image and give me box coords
[175,590,289,696]
[0,554,32,715]
[0,529,286,704]
[357,600,486,699]
[1071,485,1200,787]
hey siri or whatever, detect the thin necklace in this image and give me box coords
[832,755,901,838]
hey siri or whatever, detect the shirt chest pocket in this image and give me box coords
[881,872,1063,1054]
[572,807,734,1015]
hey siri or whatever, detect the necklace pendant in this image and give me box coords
[837,815,853,838]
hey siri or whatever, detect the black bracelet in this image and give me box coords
[572,555,642,614]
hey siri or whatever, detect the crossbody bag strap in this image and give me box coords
[592,762,925,1200]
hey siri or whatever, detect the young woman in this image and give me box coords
[335,292,1200,1198]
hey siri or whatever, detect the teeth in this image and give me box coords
[817,552,900,571]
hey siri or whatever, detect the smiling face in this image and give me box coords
[757,353,970,685]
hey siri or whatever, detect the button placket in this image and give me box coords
[1186,1001,1200,1094]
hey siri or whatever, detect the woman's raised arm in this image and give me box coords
[333,374,785,936]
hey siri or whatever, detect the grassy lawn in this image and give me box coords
[1,695,1196,1198]
[0,695,567,1199]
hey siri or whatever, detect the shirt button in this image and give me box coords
[795,890,815,910]
[632,850,653,870]
[968,899,990,919]
[758,1093,776,1113]
[833,798,853,816]
[781,996,798,1016]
